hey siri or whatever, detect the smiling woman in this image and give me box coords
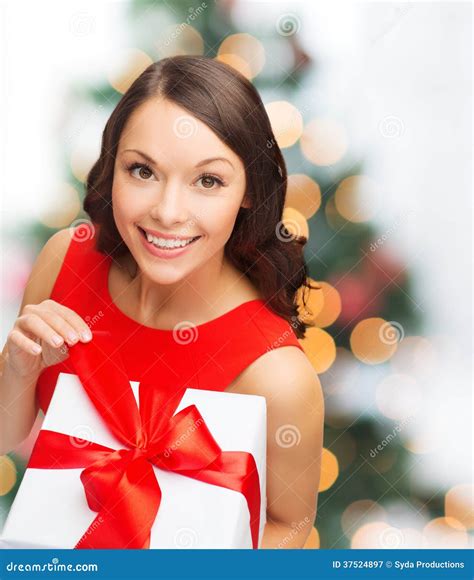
[1,55,323,550]
[84,56,318,333]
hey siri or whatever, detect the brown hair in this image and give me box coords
[84,55,318,338]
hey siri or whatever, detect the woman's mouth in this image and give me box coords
[137,226,202,259]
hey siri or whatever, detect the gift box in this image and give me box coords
[0,332,266,549]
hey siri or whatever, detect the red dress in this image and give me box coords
[36,225,304,415]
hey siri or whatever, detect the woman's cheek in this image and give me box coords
[113,183,149,216]
[199,200,243,248]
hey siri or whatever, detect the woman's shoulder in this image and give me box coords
[18,228,73,311]
[47,224,103,302]
[227,343,319,396]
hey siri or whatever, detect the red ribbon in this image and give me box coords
[27,331,261,549]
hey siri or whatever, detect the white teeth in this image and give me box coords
[144,231,196,249]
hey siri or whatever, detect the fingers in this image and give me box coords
[11,300,94,361]
[34,308,86,346]
[47,302,92,342]
[8,328,43,356]
[17,311,70,349]
[19,302,92,347]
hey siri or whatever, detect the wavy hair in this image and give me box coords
[83,55,319,338]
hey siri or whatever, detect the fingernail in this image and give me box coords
[81,330,92,341]
[31,344,42,354]
[52,335,63,346]
[67,332,79,343]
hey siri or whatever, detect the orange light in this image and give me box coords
[265,101,303,149]
[299,327,336,374]
[286,174,321,219]
[318,448,339,492]
[311,282,341,328]
[217,34,265,79]
[300,118,348,166]
[350,318,399,365]
[0,456,17,496]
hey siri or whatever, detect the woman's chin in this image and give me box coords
[139,263,193,286]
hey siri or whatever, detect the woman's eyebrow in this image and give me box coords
[122,149,157,167]
[195,157,234,169]
[121,149,234,170]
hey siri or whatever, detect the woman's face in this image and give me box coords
[112,97,249,285]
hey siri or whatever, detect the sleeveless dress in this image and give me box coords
[36,225,304,415]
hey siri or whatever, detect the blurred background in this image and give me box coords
[0,0,472,549]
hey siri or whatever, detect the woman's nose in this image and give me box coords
[149,182,188,226]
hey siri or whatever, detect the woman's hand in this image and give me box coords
[5,299,93,378]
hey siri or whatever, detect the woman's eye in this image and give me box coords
[197,174,223,189]
[129,163,155,181]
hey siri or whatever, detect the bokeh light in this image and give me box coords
[422,517,468,548]
[341,500,387,539]
[318,448,339,492]
[334,175,379,223]
[215,53,252,78]
[350,318,399,364]
[445,484,474,529]
[108,48,153,94]
[217,33,265,79]
[265,101,303,148]
[303,526,320,549]
[285,174,321,219]
[350,522,421,549]
[299,327,336,374]
[282,207,309,240]
[310,281,341,328]
[325,196,361,233]
[0,455,17,496]
[39,183,81,229]
[300,117,348,166]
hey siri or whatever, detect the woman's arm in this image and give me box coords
[0,229,72,455]
[228,346,324,549]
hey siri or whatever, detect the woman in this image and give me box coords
[1,56,324,548]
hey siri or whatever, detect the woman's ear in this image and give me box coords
[241,195,252,209]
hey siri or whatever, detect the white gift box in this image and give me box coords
[0,372,267,549]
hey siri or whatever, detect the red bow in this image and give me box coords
[27,331,261,549]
